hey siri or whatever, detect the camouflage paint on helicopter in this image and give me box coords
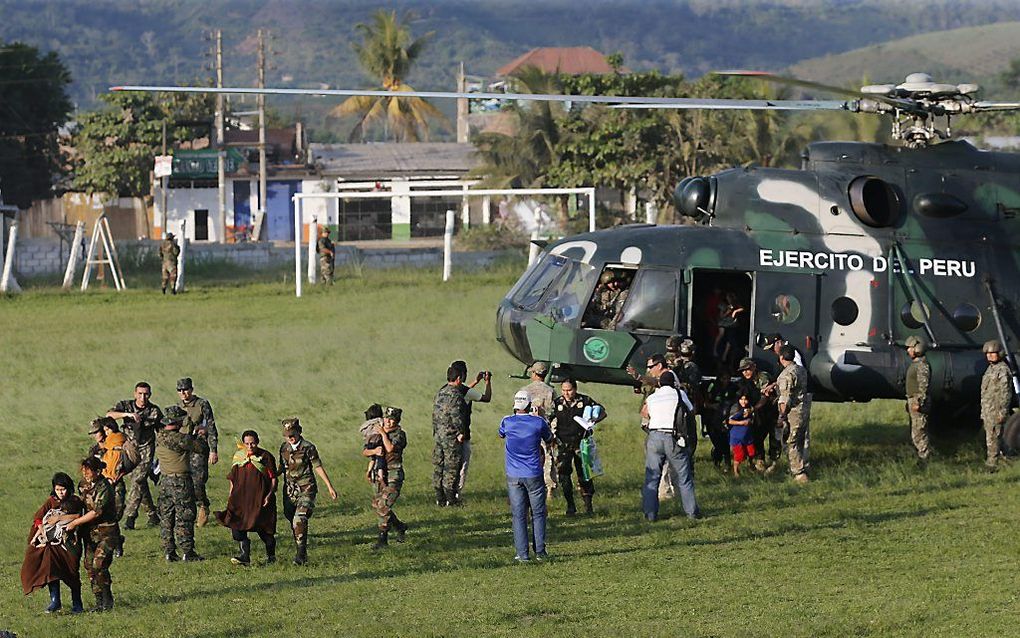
[496,140,1020,414]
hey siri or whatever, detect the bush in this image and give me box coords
[455,222,530,251]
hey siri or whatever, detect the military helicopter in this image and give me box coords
[116,71,1020,439]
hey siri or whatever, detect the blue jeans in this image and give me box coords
[507,475,547,559]
[643,430,700,519]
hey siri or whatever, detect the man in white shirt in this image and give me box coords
[640,370,700,522]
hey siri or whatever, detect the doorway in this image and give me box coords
[690,269,753,375]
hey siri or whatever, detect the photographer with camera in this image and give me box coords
[450,360,492,502]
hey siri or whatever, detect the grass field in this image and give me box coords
[1,264,1019,638]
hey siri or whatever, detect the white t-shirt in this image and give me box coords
[645,386,693,432]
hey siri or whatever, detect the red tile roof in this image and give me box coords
[496,47,618,76]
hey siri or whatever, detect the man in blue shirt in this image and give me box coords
[499,390,553,562]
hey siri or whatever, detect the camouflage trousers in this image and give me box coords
[158,474,196,555]
[786,403,811,476]
[112,478,126,521]
[319,256,334,284]
[190,446,210,508]
[84,524,118,594]
[906,399,931,459]
[372,477,404,531]
[432,437,464,498]
[161,263,177,290]
[124,442,156,521]
[283,482,316,545]
[983,418,1003,467]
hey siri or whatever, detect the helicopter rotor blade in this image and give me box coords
[713,70,922,113]
[971,101,1020,112]
[110,84,856,112]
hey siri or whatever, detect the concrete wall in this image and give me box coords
[12,237,513,278]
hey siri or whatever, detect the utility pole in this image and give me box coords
[456,62,468,143]
[257,28,268,240]
[215,29,227,243]
[161,119,168,235]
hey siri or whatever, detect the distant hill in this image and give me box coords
[788,21,1020,94]
[4,0,1020,139]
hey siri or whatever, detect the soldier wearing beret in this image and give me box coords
[363,407,408,550]
[176,377,218,527]
[155,406,204,562]
[279,418,337,565]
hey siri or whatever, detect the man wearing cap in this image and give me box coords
[764,333,803,367]
[737,357,778,471]
[364,407,408,550]
[279,418,338,565]
[903,337,932,461]
[521,362,556,496]
[777,345,810,483]
[981,339,1013,469]
[159,232,180,295]
[176,377,218,527]
[107,382,163,530]
[433,366,469,507]
[500,390,553,561]
[316,226,335,285]
[155,406,204,562]
[550,379,606,516]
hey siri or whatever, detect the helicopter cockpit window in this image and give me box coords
[616,270,677,332]
[900,301,930,329]
[511,254,568,311]
[543,259,597,324]
[771,294,802,324]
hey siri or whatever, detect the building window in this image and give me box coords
[193,210,209,241]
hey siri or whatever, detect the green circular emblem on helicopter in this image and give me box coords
[583,336,610,363]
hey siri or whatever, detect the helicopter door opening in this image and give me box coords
[689,269,753,376]
[581,265,638,330]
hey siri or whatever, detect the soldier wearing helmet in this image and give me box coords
[904,336,932,461]
[980,339,1013,469]
[736,356,780,471]
[776,344,810,484]
[599,270,631,330]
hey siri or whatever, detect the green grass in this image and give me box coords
[1,267,1018,637]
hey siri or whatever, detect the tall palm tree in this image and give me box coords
[332,9,447,142]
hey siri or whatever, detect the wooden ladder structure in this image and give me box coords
[81,215,126,292]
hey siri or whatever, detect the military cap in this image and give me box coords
[166,232,175,240]
[983,339,1004,355]
[161,405,187,426]
[528,361,548,377]
[679,339,695,356]
[176,377,193,391]
[88,417,108,435]
[737,357,756,372]
[384,407,402,422]
[364,403,383,420]
[665,335,684,350]
[762,333,783,348]
[281,417,302,435]
[599,270,616,284]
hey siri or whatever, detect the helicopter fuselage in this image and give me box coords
[496,140,1020,408]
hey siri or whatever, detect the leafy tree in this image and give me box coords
[0,42,72,208]
[331,9,447,142]
[71,91,213,197]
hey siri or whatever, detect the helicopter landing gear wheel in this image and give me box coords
[1001,411,1020,456]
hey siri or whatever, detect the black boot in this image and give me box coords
[231,539,251,566]
[564,491,577,517]
[103,585,114,611]
[89,588,105,613]
[45,581,62,613]
[114,534,124,558]
[293,539,307,566]
[391,514,408,543]
[264,536,277,564]
[70,583,83,614]
[445,489,461,507]
[162,286,167,295]
[123,516,136,530]
[435,488,447,507]
[372,530,388,551]
[582,494,594,516]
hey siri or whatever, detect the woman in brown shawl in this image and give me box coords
[216,430,277,565]
[21,472,85,613]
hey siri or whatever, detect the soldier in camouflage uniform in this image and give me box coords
[279,418,338,565]
[176,377,218,527]
[156,406,204,562]
[107,382,163,529]
[980,339,1013,469]
[520,362,557,496]
[364,407,408,550]
[66,456,119,612]
[736,357,778,471]
[316,226,335,285]
[903,336,932,461]
[433,365,469,506]
[777,345,810,483]
[159,232,180,295]
[674,339,702,457]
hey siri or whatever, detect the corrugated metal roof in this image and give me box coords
[310,143,479,178]
[496,47,616,76]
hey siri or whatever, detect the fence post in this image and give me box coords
[62,220,84,290]
[175,219,186,293]
[1,222,19,293]
[307,217,317,284]
[528,229,540,266]
[294,197,302,298]
[443,209,454,282]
